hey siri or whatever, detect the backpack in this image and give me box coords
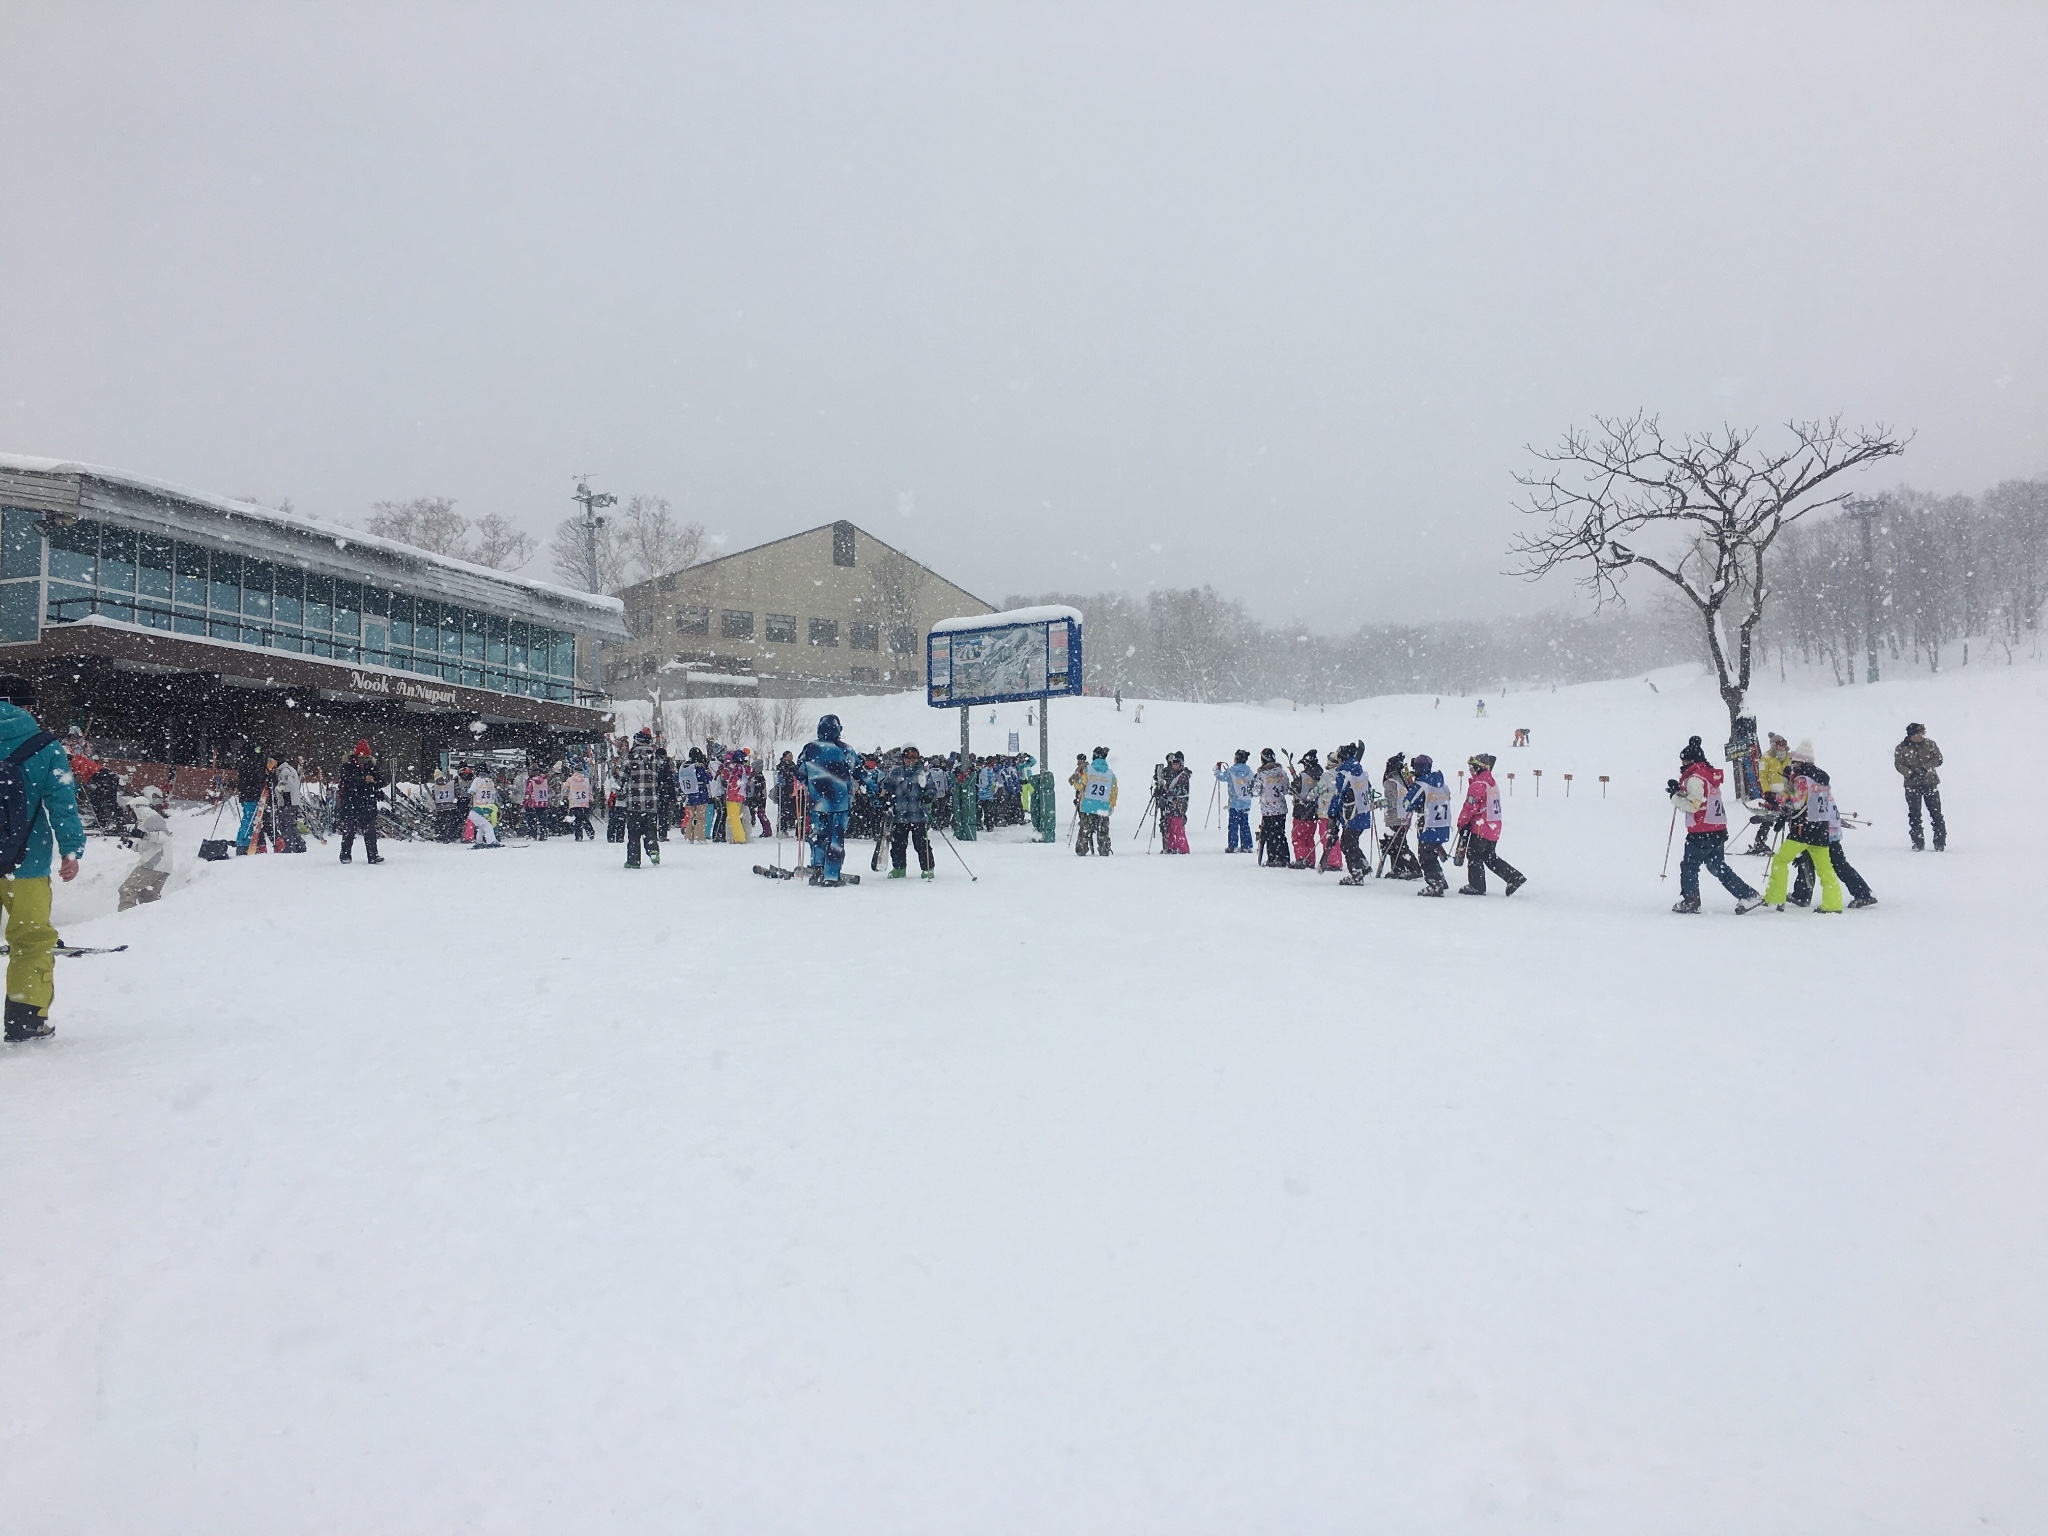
[0,730,58,876]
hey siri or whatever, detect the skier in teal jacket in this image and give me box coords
[0,676,87,1041]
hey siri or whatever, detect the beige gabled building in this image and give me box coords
[606,520,993,699]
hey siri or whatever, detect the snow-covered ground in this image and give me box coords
[5,659,2043,1533]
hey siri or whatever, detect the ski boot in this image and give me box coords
[1671,895,1701,914]
[1456,884,1485,896]
[1503,875,1526,897]
[4,1001,53,1042]
[920,869,935,881]
[1338,874,1362,887]
[1734,895,1765,914]
[1847,894,1877,909]
[1419,881,1447,897]
[887,867,907,879]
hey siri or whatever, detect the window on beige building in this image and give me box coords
[888,624,917,653]
[765,613,797,643]
[675,606,710,636]
[808,618,839,647]
[849,621,879,651]
[721,610,754,640]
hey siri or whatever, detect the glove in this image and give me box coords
[1666,778,1682,795]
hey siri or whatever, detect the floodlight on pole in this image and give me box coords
[571,476,618,595]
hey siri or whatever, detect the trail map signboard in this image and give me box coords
[926,607,1083,710]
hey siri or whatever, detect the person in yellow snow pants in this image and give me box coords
[2,877,58,1017]
[1765,837,1843,912]
[726,798,749,843]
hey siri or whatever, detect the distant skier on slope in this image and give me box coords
[797,714,858,886]
[1894,722,1946,852]
[1666,735,1763,915]
[1404,754,1453,896]
[1455,753,1525,897]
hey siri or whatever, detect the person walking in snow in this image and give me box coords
[884,745,941,879]
[564,763,594,841]
[1250,749,1290,867]
[1287,750,1324,868]
[336,739,385,865]
[0,676,86,1042]
[797,714,858,885]
[1763,742,1844,913]
[1894,722,1946,852]
[1788,754,1877,910]
[271,754,306,852]
[1403,754,1454,895]
[618,728,665,868]
[1075,746,1116,856]
[1215,750,1254,853]
[1327,742,1375,885]
[1667,735,1762,914]
[1155,751,1191,854]
[1455,753,1524,896]
[232,738,268,854]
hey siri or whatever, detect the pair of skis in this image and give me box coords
[0,943,128,958]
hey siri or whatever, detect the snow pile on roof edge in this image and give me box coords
[929,604,1082,634]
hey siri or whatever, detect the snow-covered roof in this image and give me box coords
[0,452,625,626]
[929,604,1082,634]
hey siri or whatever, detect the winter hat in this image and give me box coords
[634,727,653,742]
[1092,745,1109,759]
[1412,754,1433,773]
[353,738,372,756]
[1790,739,1814,763]
[1234,749,1250,762]
[1905,722,1925,737]
[1260,748,1276,762]
[1768,732,1788,749]
[1679,735,1707,765]
[903,744,920,757]
[817,714,843,742]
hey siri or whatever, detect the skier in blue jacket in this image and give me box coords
[1402,753,1454,896]
[0,677,86,1041]
[1326,743,1375,884]
[797,714,858,885]
[1214,750,1254,853]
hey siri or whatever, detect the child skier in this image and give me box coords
[1251,749,1290,867]
[1455,753,1524,896]
[1076,747,1116,856]
[1215,750,1254,852]
[1327,743,1375,885]
[1403,754,1454,895]
[564,763,594,841]
[1763,742,1844,913]
[1667,736,1763,914]
[1379,753,1421,878]
[1157,752,1191,854]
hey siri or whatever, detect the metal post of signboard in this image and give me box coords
[1039,696,1054,842]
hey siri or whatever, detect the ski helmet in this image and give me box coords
[1470,752,1496,771]
[1411,754,1432,773]
[1234,749,1250,762]
[817,714,842,742]
[1260,748,1276,762]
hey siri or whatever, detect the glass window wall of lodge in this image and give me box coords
[0,510,582,699]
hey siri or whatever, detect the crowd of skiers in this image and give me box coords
[1082,741,1525,896]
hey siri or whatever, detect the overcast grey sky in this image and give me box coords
[3,3,2044,625]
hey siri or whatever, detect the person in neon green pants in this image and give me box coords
[1763,743,1844,914]
[0,676,87,1041]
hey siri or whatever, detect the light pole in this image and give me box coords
[1845,499,1882,684]
[571,477,617,595]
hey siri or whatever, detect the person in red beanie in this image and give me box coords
[336,738,385,864]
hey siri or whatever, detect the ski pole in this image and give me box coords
[935,825,978,882]
[1660,804,1678,880]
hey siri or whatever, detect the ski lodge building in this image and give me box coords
[607,520,993,699]
[0,456,628,781]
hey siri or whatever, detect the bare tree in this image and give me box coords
[550,513,628,593]
[368,496,536,571]
[469,513,537,571]
[620,495,707,582]
[1512,414,1908,737]
[864,546,928,683]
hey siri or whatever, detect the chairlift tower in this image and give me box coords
[571,476,618,595]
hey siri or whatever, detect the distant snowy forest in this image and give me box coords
[1010,475,2048,703]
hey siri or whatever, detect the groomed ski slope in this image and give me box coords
[4,659,2043,1534]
